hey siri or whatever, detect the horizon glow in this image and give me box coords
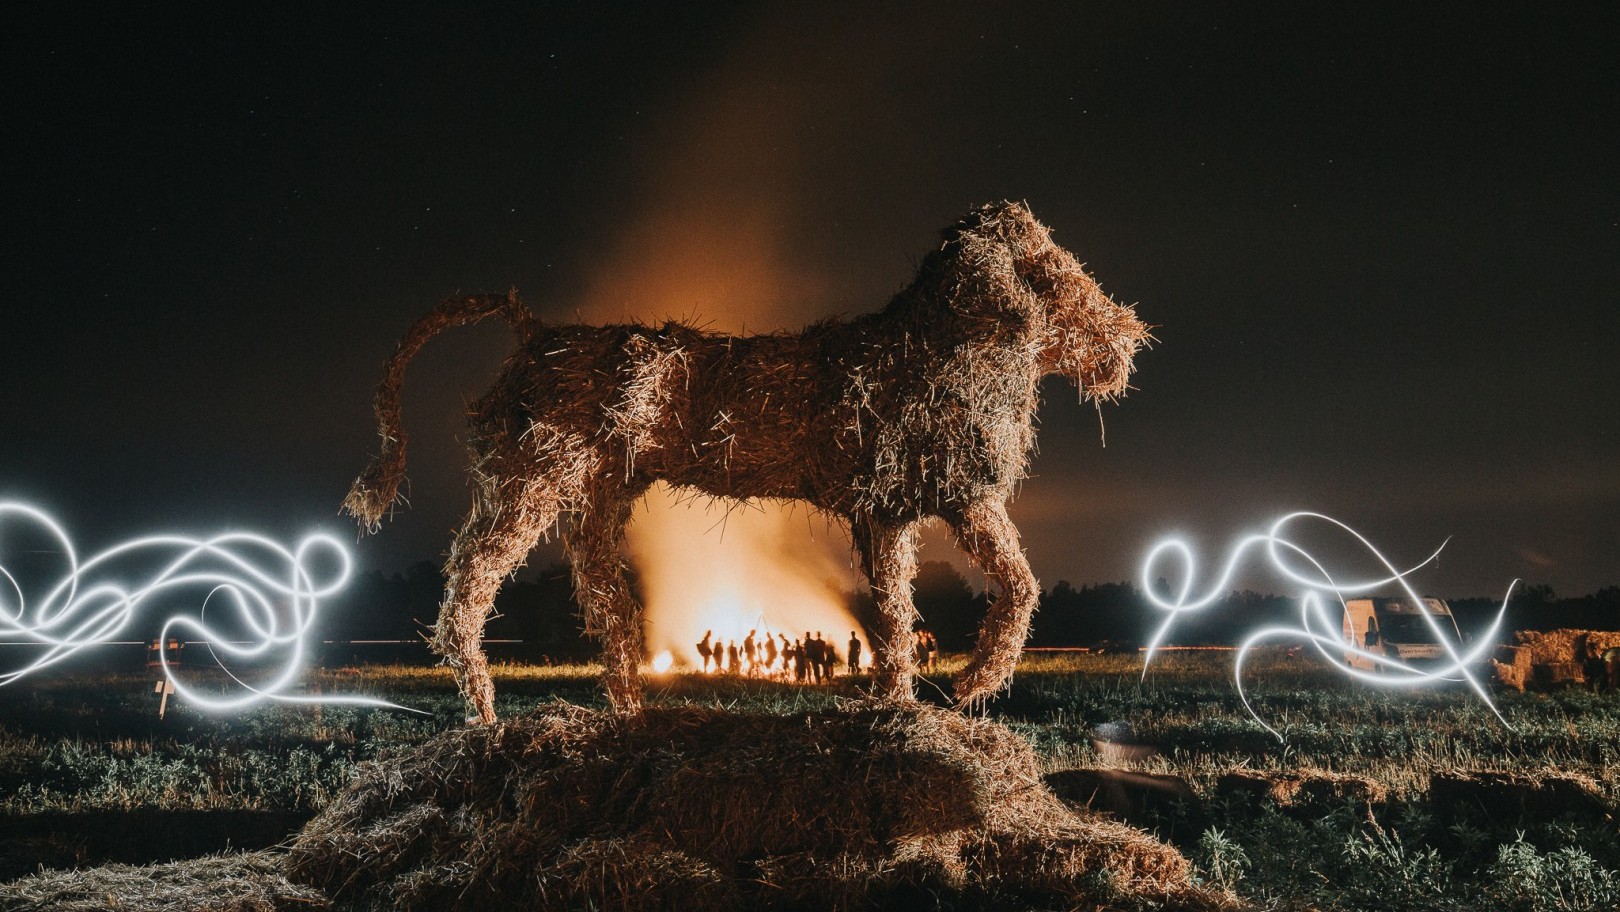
[0,501,418,714]
[1139,511,1512,740]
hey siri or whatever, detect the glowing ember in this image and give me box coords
[651,650,674,673]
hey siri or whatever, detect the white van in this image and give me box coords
[1341,597,1463,670]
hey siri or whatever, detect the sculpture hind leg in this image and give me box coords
[433,473,563,725]
[564,480,649,713]
[853,516,922,702]
[950,499,1040,709]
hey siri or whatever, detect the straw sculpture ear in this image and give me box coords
[947,242,1040,330]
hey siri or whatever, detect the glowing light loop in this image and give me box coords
[1140,512,1512,740]
[0,501,417,713]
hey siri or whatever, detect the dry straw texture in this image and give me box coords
[285,701,1228,911]
[1514,628,1620,665]
[345,201,1147,721]
[1214,768,1388,810]
[0,851,328,912]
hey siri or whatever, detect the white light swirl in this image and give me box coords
[0,501,418,714]
[1140,512,1511,740]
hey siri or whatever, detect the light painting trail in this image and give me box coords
[0,501,417,714]
[1139,511,1512,740]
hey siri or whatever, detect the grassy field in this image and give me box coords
[1,651,1617,910]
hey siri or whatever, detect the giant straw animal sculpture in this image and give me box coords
[346,202,1147,723]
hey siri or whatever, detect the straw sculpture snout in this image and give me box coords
[1045,278,1148,401]
[1001,216,1149,401]
[348,202,1147,722]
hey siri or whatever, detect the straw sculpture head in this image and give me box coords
[345,201,1148,722]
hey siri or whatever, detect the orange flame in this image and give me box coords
[628,484,868,669]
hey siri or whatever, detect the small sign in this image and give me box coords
[153,680,176,718]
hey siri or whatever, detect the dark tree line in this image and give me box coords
[322,558,1619,665]
[848,562,1172,652]
[885,563,1620,652]
[890,562,1298,651]
[1451,585,1620,637]
[321,561,593,665]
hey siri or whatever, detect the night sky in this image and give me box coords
[3,3,1615,600]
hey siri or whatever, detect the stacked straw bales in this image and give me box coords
[1513,628,1620,665]
[344,201,1148,722]
[1494,628,1620,689]
[285,702,1227,911]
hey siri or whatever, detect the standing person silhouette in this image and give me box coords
[847,632,862,674]
[1363,620,1382,674]
[743,630,758,677]
[696,631,714,673]
[763,632,778,675]
[792,638,808,683]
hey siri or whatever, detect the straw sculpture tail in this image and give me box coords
[347,202,1148,723]
[344,291,540,533]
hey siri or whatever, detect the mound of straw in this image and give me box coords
[0,851,327,912]
[286,701,1225,911]
[342,201,1149,723]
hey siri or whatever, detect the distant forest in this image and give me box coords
[321,560,1620,665]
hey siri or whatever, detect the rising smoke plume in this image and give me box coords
[569,11,928,660]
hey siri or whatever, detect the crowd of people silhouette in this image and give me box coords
[692,628,939,682]
[694,629,855,682]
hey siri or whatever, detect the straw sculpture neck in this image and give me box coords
[345,201,1147,722]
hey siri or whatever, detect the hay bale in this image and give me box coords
[1429,770,1611,820]
[1515,629,1584,665]
[0,833,83,883]
[1491,643,1531,690]
[1214,769,1387,809]
[1489,656,1528,692]
[1585,631,1620,654]
[1532,661,1585,687]
[0,851,328,912]
[1293,772,1388,807]
[1511,630,1620,689]
[0,809,315,882]
[1044,768,1199,826]
[1495,644,1532,671]
[286,702,1229,911]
